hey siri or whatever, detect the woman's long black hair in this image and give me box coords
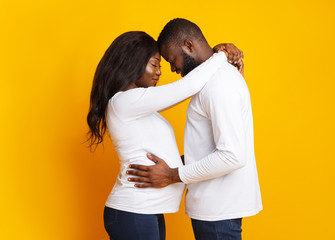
[87,31,158,150]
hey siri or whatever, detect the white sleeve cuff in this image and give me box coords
[178,166,189,184]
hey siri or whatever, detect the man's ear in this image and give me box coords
[182,39,194,54]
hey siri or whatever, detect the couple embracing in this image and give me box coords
[87,18,262,240]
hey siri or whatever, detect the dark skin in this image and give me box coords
[127,153,181,188]
[124,52,162,90]
[213,43,244,77]
[127,41,244,188]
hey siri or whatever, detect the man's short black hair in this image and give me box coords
[157,18,206,50]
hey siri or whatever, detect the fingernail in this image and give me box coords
[126,171,129,174]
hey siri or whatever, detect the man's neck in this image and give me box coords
[196,44,214,65]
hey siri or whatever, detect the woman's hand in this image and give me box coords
[213,43,244,77]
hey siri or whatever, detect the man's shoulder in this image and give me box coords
[200,63,243,96]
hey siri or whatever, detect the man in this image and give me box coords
[127,18,262,240]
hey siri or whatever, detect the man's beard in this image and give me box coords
[181,50,198,76]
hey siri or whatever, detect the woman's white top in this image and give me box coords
[105,53,226,214]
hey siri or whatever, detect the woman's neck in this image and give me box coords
[122,83,137,91]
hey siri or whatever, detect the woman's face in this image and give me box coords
[136,52,161,88]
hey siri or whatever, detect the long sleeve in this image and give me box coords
[179,69,247,184]
[110,53,227,119]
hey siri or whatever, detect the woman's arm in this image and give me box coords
[110,52,227,119]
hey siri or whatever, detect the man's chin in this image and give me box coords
[180,69,194,77]
[180,70,187,77]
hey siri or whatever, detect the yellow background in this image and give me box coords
[1,0,334,239]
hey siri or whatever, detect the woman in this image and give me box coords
[87,31,242,240]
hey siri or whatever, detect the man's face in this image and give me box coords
[160,44,198,77]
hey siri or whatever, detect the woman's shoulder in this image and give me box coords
[108,87,147,113]
[110,88,145,102]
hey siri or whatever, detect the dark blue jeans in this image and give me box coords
[191,218,242,240]
[103,206,166,240]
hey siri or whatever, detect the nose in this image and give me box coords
[156,67,161,76]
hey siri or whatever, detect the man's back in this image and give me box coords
[182,60,262,221]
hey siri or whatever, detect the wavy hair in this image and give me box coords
[87,31,158,150]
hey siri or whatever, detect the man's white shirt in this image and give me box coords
[179,56,263,221]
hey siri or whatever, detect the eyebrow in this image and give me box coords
[153,57,160,61]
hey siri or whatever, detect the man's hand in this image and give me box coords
[213,43,244,77]
[126,153,181,188]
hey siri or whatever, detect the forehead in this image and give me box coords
[151,52,161,60]
[160,44,181,61]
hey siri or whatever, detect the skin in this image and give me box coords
[123,52,162,90]
[161,39,213,77]
[213,43,244,77]
[136,52,162,87]
[127,41,244,188]
[160,42,244,77]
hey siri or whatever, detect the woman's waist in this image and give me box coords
[110,181,185,196]
[117,151,183,168]
[106,181,185,213]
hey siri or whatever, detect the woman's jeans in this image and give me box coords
[103,206,166,240]
[191,218,242,240]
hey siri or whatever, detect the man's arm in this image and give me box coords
[127,71,246,187]
[127,153,181,188]
[178,75,246,183]
[127,46,246,188]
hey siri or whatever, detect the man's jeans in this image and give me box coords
[191,218,242,240]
